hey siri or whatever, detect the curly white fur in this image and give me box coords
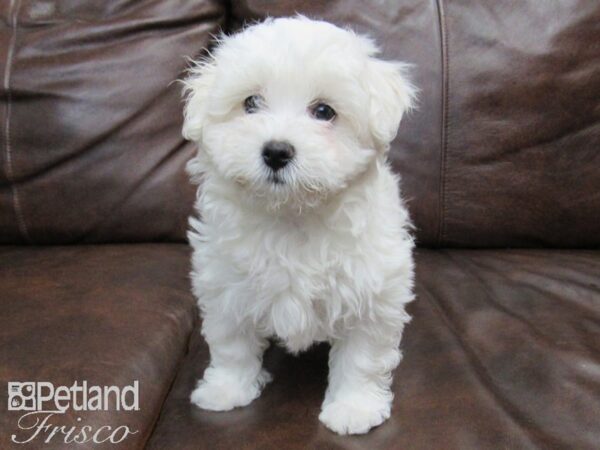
[183,16,417,435]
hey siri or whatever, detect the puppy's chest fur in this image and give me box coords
[213,217,380,351]
[190,167,411,353]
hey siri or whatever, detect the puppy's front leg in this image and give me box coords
[319,327,403,435]
[191,315,271,411]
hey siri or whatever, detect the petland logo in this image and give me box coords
[8,381,139,445]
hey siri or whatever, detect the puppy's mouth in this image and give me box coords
[267,173,284,185]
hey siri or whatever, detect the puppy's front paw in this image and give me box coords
[319,397,391,435]
[190,368,271,411]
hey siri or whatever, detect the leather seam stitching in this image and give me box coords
[435,0,448,246]
[4,0,31,243]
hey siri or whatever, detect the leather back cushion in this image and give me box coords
[0,0,224,244]
[232,0,600,247]
[2,0,599,247]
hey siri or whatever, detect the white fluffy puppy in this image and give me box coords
[183,16,416,435]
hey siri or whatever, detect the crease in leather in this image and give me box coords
[431,250,600,448]
[434,0,448,247]
[12,44,201,242]
[510,273,600,336]
[464,251,600,322]
[443,250,553,344]
[16,5,224,33]
[417,279,541,448]
[449,251,600,354]
[142,303,200,449]
[3,0,32,243]
[76,137,190,244]
[138,307,198,449]
[470,119,600,167]
[3,101,118,187]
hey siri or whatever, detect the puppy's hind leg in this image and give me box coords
[319,325,404,435]
[191,313,271,412]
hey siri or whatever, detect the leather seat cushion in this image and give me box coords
[146,249,600,449]
[0,244,195,449]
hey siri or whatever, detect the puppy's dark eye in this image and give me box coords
[244,95,264,114]
[310,103,336,121]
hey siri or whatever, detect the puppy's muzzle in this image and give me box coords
[262,140,295,171]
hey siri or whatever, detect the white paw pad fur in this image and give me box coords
[319,398,391,435]
[190,369,272,411]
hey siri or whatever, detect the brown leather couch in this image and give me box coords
[1,1,599,449]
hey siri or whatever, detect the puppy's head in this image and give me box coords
[183,16,416,210]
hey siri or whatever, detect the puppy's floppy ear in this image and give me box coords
[363,59,417,150]
[182,59,217,142]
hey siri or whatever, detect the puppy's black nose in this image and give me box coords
[262,140,295,171]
